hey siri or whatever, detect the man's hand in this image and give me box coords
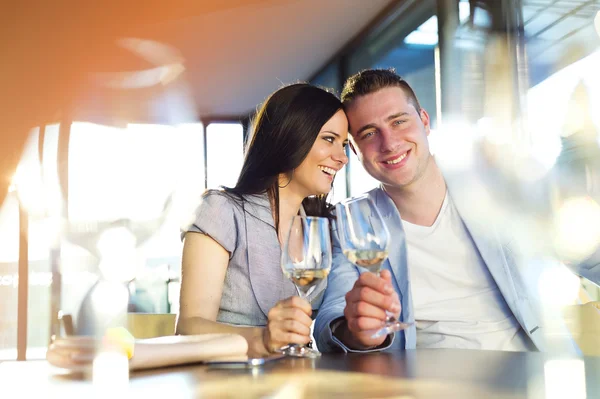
[262,296,313,353]
[340,270,400,349]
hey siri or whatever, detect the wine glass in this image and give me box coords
[336,195,412,338]
[280,216,332,358]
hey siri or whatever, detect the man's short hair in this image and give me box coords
[341,68,422,113]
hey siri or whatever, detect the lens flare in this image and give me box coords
[544,359,587,399]
[553,196,600,262]
[93,351,129,395]
[538,263,581,307]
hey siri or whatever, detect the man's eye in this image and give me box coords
[362,131,375,139]
[393,120,406,126]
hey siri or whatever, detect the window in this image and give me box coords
[311,62,341,95]
[0,122,205,359]
[330,160,348,204]
[0,128,46,360]
[65,121,206,322]
[206,123,244,190]
[0,193,20,360]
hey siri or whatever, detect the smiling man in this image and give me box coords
[314,69,600,354]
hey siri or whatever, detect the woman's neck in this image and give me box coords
[276,183,305,246]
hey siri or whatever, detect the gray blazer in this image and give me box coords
[185,190,321,326]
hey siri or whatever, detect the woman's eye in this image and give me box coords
[323,136,335,143]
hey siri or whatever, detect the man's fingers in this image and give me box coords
[346,286,397,312]
[390,292,401,318]
[379,269,393,283]
[345,298,387,321]
[346,316,384,333]
[356,271,395,294]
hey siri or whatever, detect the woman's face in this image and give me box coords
[290,109,349,197]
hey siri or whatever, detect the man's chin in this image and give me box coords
[380,178,412,191]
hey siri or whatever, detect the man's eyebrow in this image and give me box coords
[355,112,410,137]
[386,112,409,121]
[355,123,377,137]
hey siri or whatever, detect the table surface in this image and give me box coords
[1,349,598,398]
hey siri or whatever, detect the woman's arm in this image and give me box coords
[176,232,270,356]
[176,232,313,357]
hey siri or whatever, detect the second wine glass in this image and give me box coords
[280,216,332,358]
[336,195,412,338]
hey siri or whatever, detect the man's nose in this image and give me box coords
[380,128,400,153]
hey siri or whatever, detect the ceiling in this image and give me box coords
[139,0,396,118]
[523,0,600,81]
[0,0,395,206]
[15,0,396,124]
[4,0,397,125]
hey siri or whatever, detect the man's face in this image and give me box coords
[346,87,432,191]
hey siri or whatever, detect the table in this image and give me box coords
[1,349,598,398]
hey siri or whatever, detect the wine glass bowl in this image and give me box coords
[336,195,390,275]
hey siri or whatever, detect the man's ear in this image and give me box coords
[419,108,431,136]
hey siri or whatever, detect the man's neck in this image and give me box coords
[383,157,447,227]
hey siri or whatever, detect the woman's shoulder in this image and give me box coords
[199,189,245,213]
[182,189,245,248]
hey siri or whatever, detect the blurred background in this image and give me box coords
[1,0,599,361]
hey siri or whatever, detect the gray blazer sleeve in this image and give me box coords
[184,191,239,256]
[315,219,394,353]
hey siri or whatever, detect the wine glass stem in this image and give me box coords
[373,270,397,322]
[292,285,316,351]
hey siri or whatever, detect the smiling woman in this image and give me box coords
[177,83,348,357]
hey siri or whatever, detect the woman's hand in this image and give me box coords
[262,296,313,353]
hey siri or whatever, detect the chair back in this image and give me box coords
[127,313,176,339]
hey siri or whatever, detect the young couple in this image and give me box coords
[177,69,600,357]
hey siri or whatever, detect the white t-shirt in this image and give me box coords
[403,193,533,351]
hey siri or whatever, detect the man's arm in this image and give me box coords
[314,227,359,352]
[315,224,400,353]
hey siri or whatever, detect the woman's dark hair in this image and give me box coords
[225,83,343,232]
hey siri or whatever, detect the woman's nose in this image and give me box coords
[333,145,349,165]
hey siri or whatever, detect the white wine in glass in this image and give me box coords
[336,195,412,338]
[286,268,330,295]
[342,249,389,274]
[280,215,332,358]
